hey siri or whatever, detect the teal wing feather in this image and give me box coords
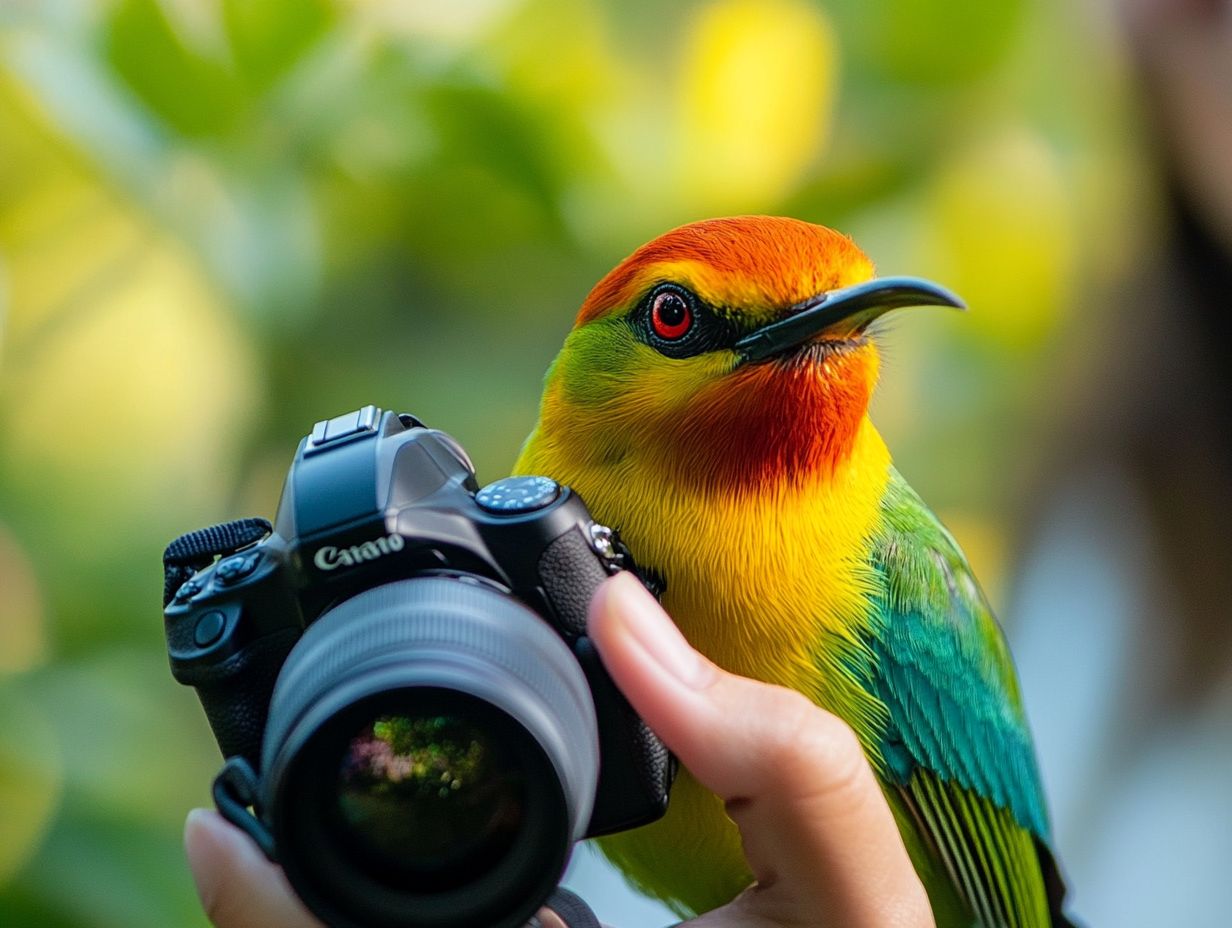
[866,469,1070,928]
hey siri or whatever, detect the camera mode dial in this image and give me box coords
[475,476,560,514]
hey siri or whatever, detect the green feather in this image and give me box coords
[866,468,1060,927]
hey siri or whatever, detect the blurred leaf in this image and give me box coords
[489,0,616,107]
[18,807,207,928]
[674,0,837,212]
[421,81,567,229]
[0,883,80,928]
[0,78,137,345]
[2,233,259,540]
[0,73,259,651]
[0,523,47,675]
[0,181,145,346]
[167,156,322,319]
[103,0,247,137]
[0,688,61,885]
[221,0,336,91]
[477,0,620,236]
[917,128,1076,349]
[784,153,921,228]
[0,256,7,362]
[835,0,1025,86]
[24,648,218,822]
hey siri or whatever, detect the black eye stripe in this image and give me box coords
[633,284,738,359]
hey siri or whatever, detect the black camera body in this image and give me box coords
[163,406,672,928]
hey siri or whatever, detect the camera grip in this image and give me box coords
[538,528,611,636]
[174,628,299,764]
[576,635,674,836]
[536,527,674,835]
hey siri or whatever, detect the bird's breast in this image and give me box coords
[518,413,897,915]
[520,417,894,717]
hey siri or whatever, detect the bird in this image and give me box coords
[513,216,1075,927]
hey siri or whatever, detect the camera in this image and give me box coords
[162,406,673,928]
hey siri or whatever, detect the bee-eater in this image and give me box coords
[515,217,1074,927]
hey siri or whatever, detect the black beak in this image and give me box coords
[733,276,965,364]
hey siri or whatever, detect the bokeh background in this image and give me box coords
[2,0,1229,925]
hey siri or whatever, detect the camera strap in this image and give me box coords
[162,517,272,607]
[611,530,667,599]
[543,888,602,928]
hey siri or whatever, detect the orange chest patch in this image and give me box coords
[663,346,877,492]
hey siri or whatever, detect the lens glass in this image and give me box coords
[334,710,526,886]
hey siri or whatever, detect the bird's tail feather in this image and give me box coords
[1034,839,1082,928]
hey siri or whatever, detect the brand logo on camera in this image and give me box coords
[313,533,405,571]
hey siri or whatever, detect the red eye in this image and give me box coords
[651,290,692,340]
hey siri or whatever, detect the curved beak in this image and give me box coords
[733,276,965,365]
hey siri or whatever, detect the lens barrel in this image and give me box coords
[260,577,600,928]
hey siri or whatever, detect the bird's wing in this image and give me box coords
[866,468,1071,928]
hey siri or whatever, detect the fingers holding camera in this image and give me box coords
[184,810,577,928]
[587,573,935,928]
[185,808,325,928]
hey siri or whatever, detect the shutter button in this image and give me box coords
[174,578,203,603]
[216,551,261,585]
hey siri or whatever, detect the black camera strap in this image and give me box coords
[162,517,272,607]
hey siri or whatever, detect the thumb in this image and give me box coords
[587,573,933,928]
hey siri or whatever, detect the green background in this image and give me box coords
[0,0,1158,925]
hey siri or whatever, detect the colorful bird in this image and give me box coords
[514,217,1074,927]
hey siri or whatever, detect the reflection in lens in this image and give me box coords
[335,714,525,885]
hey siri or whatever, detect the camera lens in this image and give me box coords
[259,577,600,928]
[333,710,525,885]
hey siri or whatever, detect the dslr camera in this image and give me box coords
[162,406,673,928]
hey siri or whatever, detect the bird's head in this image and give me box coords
[536,216,962,492]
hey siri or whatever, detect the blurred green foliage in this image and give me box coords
[0,0,1145,924]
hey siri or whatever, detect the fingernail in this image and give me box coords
[183,809,217,904]
[603,573,714,688]
[528,908,568,928]
[184,808,211,851]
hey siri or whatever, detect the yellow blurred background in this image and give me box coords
[2,0,1228,925]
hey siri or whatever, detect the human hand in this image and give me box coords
[185,572,933,927]
[184,809,579,928]
[587,573,933,928]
